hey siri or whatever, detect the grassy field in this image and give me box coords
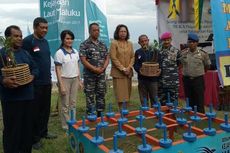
[0,83,227,153]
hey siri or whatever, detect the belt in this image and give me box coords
[183,75,203,80]
[61,76,77,79]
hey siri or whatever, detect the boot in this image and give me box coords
[97,111,102,117]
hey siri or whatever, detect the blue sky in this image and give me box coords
[0,0,157,43]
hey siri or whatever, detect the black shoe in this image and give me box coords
[32,141,42,150]
[161,102,166,106]
[43,133,57,139]
[97,111,102,117]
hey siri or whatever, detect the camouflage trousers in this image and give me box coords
[84,73,106,113]
[158,86,179,105]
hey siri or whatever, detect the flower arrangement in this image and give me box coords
[0,35,32,86]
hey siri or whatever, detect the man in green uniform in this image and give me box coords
[79,23,109,117]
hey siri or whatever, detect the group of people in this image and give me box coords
[0,16,211,153]
[55,22,211,128]
[134,32,210,114]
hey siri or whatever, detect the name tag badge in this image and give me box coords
[33,46,40,52]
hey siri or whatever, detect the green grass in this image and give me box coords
[0,83,227,153]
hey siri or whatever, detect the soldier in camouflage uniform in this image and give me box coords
[158,32,180,105]
[79,23,109,117]
[179,33,211,113]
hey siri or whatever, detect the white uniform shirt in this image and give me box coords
[54,48,80,78]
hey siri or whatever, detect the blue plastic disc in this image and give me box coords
[203,128,216,136]
[91,136,104,145]
[159,138,172,148]
[137,144,152,153]
[183,132,197,142]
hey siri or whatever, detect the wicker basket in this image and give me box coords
[1,64,32,86]
[140,62,161,77]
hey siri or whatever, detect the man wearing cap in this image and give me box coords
[179,32,211,113]
[158,32,180,105]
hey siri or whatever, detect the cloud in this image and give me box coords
[0,0,36,3]
[107,14,158,42]
[0,3,39,19]
[106,0,157,42]
[0,3,39,37]
[107,0,155,16]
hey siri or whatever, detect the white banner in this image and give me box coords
[157,0,213,53]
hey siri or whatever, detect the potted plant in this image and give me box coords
[139,39,161,77]
[0,36,32,86]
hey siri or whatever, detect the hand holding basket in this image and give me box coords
[1,64,33,86]
[140,62,161,77]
